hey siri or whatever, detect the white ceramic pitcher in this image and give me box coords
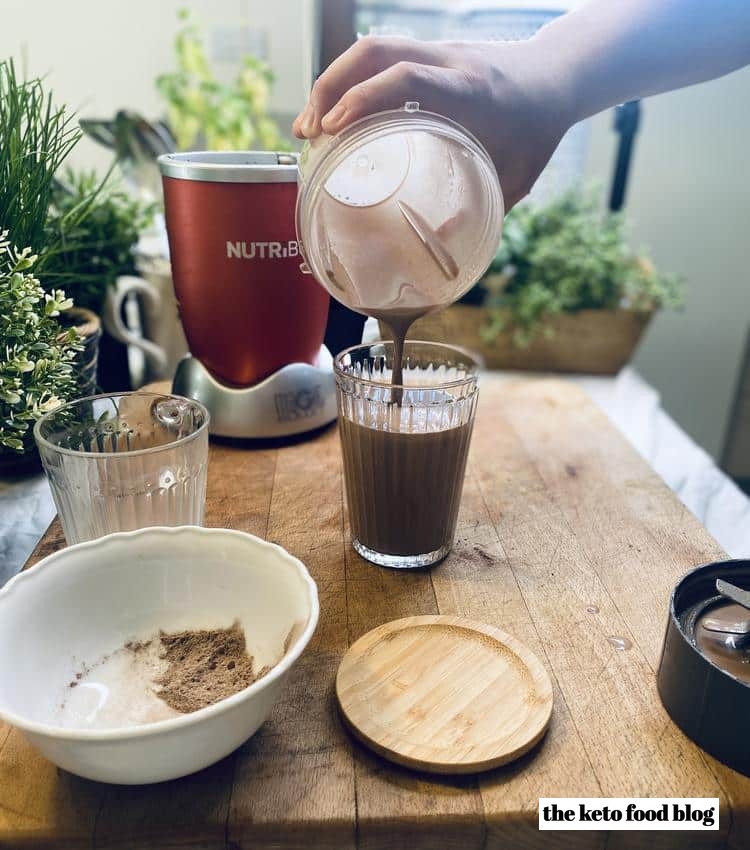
[103,257,189,383]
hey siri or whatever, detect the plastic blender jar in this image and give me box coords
[295,102,504,323]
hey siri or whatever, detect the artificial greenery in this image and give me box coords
[41,169,155,312]
[0,60,81,255]
[156,9,290,151]
[0,232,81,454]
[479,189,683,348]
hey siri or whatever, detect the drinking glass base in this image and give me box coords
[352,539,452,569]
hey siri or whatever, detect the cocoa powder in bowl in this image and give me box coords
[59,620,294,727]
[154,621,270,713]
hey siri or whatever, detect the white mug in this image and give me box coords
[103,258,189,383]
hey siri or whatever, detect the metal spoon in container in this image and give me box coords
[700,579,750,649]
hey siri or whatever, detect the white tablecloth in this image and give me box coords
[1,366,748,586]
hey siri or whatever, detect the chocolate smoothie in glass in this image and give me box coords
[297,105,502,567]
[335,341,479,568]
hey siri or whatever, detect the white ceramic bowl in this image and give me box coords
[0,526,318,784]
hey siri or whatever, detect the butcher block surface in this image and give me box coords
[3,375,748,850]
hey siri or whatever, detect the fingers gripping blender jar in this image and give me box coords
[295,101,504,344]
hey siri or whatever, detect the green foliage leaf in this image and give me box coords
[0,61,151,315]
[39,168,155,312]
[0,60,81,254]
[156,10,291,152]
[0,234,82,454]
[480,188,684,347]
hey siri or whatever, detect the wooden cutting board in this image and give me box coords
[3,374,747,850]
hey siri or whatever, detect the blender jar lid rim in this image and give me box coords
[295,104,504,303]
[298,104,500,190]
[158,151,299,183]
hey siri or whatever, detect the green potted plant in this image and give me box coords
[0,233,80,473]
[0,60,153,394]
[43,168,155,392]
[43,168,155,314]
[156,9,290,151]
[392,189,683,374]
[0,59,102,395]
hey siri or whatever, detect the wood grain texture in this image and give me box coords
[4,374,746,849]
[342,472,488,850]
[473,381,731,850]
[336,615,553,774]
[435,469,607,850]
[227,426,357,850]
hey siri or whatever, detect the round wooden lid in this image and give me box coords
[336,615,553,774]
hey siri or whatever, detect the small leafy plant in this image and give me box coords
[42,169,155,313]
[479,189,683,348]
[0,60,81,255]
[0,59,151,315]
[156,9,290,151]
[0,232,81,454]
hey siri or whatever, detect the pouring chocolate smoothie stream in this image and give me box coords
[296,102,504,387]
[296,104,503,570]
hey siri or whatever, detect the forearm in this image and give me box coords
[532,0,750,123]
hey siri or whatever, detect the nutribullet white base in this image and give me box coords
[172,346,337,439]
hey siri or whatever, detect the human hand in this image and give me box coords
[293,36,576,209]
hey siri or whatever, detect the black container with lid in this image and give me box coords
[658,559,750,776]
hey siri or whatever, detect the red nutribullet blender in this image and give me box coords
[157,151,336,438]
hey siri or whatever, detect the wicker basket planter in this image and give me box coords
[379,304,653,375]
[61,306,102,396]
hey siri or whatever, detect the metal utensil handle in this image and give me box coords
[716,578,750,612]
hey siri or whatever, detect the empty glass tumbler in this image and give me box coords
[34,392,209,544]
[335,341,479,569]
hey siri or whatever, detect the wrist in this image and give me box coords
[526,13,593,127]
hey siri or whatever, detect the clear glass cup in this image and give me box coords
[335,341,480,569]
[34,392,209,544]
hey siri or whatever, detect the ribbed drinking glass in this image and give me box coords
[34,392,209,544]
[335,341,479,569]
